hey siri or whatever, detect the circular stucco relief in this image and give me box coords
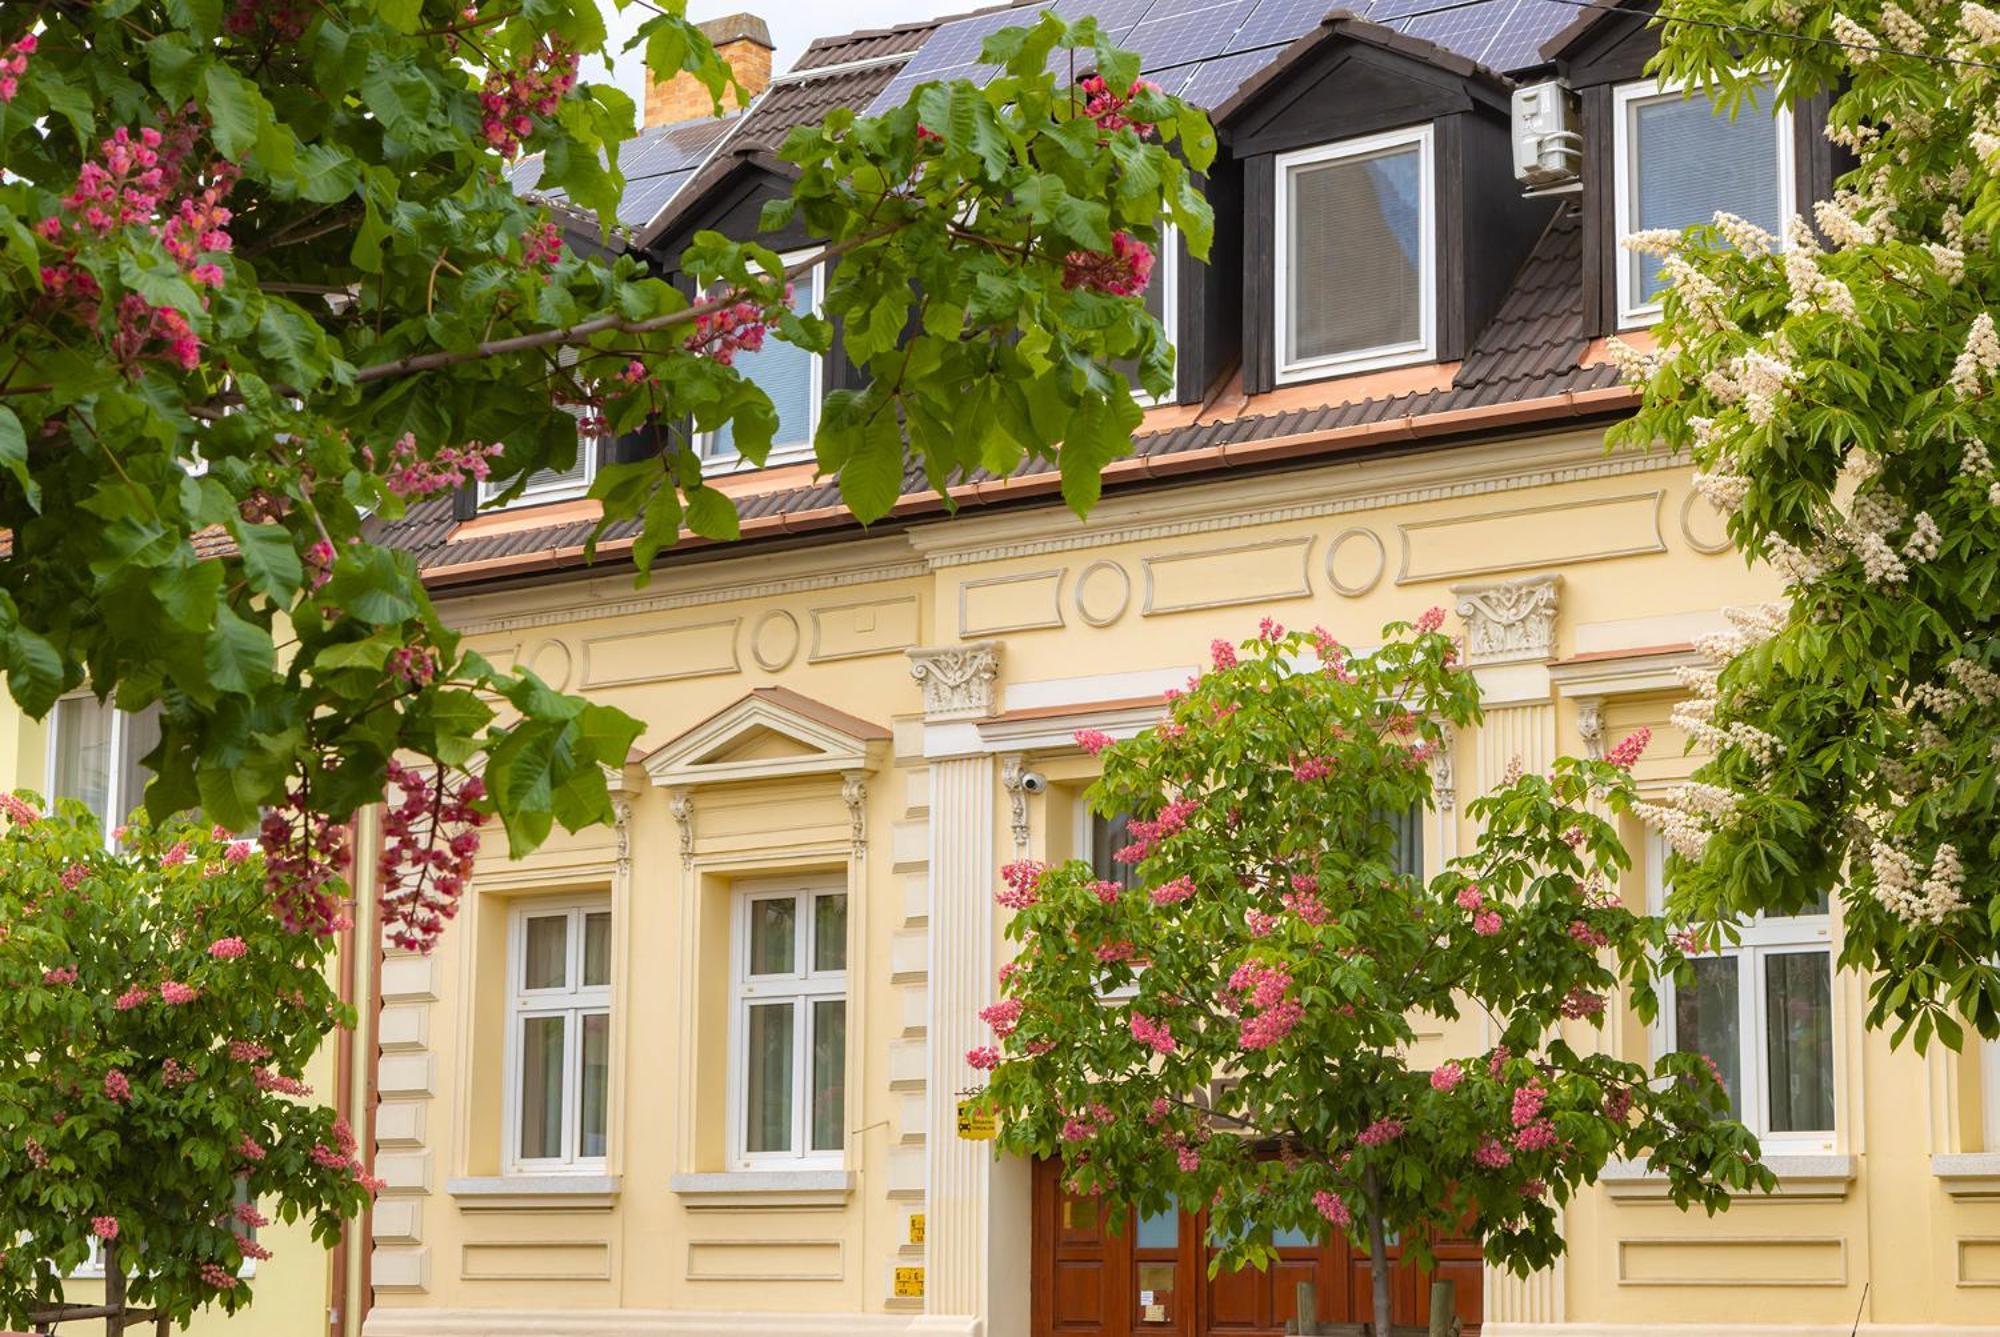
[525,637,574,691]
[1324,527,1387,597]
[750,608,802,672]
[1679,489,1733,555]
[1074,560,1132,627]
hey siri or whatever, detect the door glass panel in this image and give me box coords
[579,1011,609,1159]
[523,915,568,991]
[1674,953,1742,1114]
[582,911,611,987]
[813,893,847,973]
[1765,949,1835,1132]
[745,1001,795,1153]
[1135,1260,1177,1324]
[518,1015,565,1160]
[749,897,797,976]
[1272,1223,1315,1247]
[1136,1199,1179,1248]
[810,998,846,1152]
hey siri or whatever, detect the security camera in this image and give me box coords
[1018,770,1049,795]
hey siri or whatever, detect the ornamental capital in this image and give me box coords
[1452,573,1562,667]
[907,641,1001,721]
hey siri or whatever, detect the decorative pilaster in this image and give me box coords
[924,748,996,1323]
[907,642,1001,720]
[668,788,695,870]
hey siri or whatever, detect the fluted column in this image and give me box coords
[908,643,1003,1329]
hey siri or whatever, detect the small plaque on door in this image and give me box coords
[893,1266,925,1299]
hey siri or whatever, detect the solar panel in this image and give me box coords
[1053,0,1160,40]
[1222,0,1330,52]
[1175,49,1272,105]
[1119,0,1262,75]
[1476,0,1572,69]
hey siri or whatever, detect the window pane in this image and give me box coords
[1631,86,1782,302]
[1674,954,1742,1115]
[579,1011,609,1159]
[1287,145,1423,363]
[748,897,797,976]
[813,893,847,973]
[1136,1198,1179,1248]
[745,1002,796,1153]
[1091,813,1142,893]
[523,916,568,990]
[519,345,595,494]
[582,912,611,988]
[810,998,846,1153]
[1381,805,1423,879]
[1115,236,1173,395]
[52,697,114,831]
[1765,950,1836,1132]
[709,273,817,460]
[518,1015,566,1160]
[116,705,162,826]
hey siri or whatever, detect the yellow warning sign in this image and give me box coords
[956,1099,996,1140]
[909,1212,926,1245]
[893,1266,926,1298]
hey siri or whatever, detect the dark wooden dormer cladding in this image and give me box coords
[1217,16,1557,395]
[1543,0,1843,336]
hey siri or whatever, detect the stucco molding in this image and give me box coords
[907,643,1001,721]
[641,690,887,789]
[1598,1154,1856,1201]
[362,1312,979,1336]
[668,1169,857,1211]
[1548,647,1703,697]
[842,771,868,858]
[1575,697,1606,760]
[1432,721,1458,812]
[668,788,695,871]
[1934,1152,2000,1199]
[445,1175,620,1212]
[1454,573,1562,666]
[905,436,1691,569]
[1000,753,1031,855]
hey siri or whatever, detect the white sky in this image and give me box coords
[585,0,975,107]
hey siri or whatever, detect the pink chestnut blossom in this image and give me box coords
[1061,231,1154,297]
[159,980,198,1005]
[1073,728,1113,755]
[1258,617,1285,642]
[1312,1189,1351,1227]
[996,860,1045,909]
[236,1135,266,1162]
[980,998,1024,1037]
[1356,1117,1404,1146]
[1567,919,1609,948]
[208,936,248,960]
[1245,908,1278,937]
[1128,1011,1177,1054]
[114,985,152,1011]
[0,793,41,824]
[1088,879,1123,905]
[1414,606,1447,634]
[200,1262,238,1291]
[104,1070,131,1103]
[966,1046,1002,1071]
[1430,1061,1465,1093]
[1472,909,1503,937]
[1149,876,1194,906]
[60,863,88,889]
[1605,727,1651,769]
[1513,1118,1560,1152]
[1559,987,1606,1020]
[1510,1080,1546,1128]
[1209,638,1237,671]
[1473,1137,1513,1168]
[91,1216,118,1241]
[1455,885,1484,911]
[42,965,77,985]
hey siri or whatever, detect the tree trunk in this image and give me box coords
[1364,1169,1392,1337]
[102,1241,123,1337]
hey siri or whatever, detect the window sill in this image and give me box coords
[446,1174,619,1212]
[698,445,816,478]
[1599,1154,1854,1202]
[1274,343,1434,386]
[669,1169,855,1211]
[1933,1152,2000,1199]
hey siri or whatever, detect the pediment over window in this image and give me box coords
[641,687,888,788]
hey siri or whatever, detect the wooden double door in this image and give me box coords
[1030,1159,1483,1337]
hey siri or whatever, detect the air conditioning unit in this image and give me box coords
[1512,81,1583,191]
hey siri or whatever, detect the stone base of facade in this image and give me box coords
[1485,1326,2000,1336]
[363,1312,980,1337]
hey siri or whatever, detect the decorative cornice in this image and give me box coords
[444,558,930,636]
[1454,573,1562,667]
[907,642,1001,721]
[909,440,1691,569]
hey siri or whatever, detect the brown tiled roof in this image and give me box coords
[1453,202,1592,391]
[791,21,939,72]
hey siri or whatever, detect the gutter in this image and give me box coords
[417,383,1640,589]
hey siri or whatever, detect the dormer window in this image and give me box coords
[699,255,822,468]
[479,347,600,508]
[1273,126,1434,382]
[1613,78,1792,326]
[1119,223,1178,406]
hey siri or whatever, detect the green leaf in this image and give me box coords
[202,65,275,162]
[684,487,741,542]
[0,407,39,513]
[374,0,424,32]
[838,402,906,525]
[5,627,65,718]
[203,605,274,693]
[289,143,364,204]
[324,546,421,626]
[228,520,304,601]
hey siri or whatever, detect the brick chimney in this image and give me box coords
[645,13,773,128]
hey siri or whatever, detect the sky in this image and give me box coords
[583,0,975,107]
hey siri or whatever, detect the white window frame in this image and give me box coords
[503,898,612,1176]
[1612,75,1795,329]
[1649,836,1837,1153]
[696,253,824,472]
[1273,124,1436,383]
[478,347,602,508]
[727,878,848,1170]
[1984,1033,2000,1151]
[1132,223,1179,407]
[46,694,158,851]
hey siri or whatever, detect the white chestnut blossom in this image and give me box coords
[1949,312,2000,398]
[1903,510,1941,562]
[1692,468,1752,512]
[1926,242,1966,283]
[1621,228,1683,257]
[1712,211,1775,256]
[1605,336,1664,384]
[1831,11,1879,55]
[1813,198,1878,249]
[1963,0,2000,42]
[1947,656,2000,704]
